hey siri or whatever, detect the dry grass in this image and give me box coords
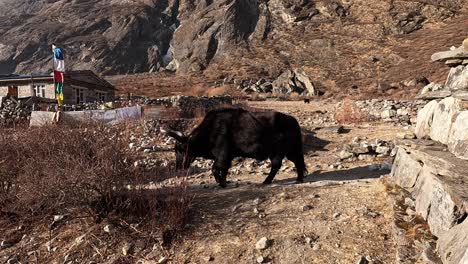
[335,99,368,124]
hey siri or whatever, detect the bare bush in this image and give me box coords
[0,123,192,237]
[335,99,368,124]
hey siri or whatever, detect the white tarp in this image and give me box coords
[30,106,142,127]
[29,111,57,127]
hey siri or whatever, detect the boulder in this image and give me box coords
[389,149,422,190]
[429,97,461,145]
[447,111,468,160]
[415,100,438,139]
[437,218,468,264]
[420,82,444,95]
[272,69,316,95]
[294,69,316,95]
[445,65,468,91]
[416,90,452,100]
[392,141,468,238]
[432,47,468,63]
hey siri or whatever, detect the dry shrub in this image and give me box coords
[289,92,301,101]
[335,99,368,124]
[0,123,192,236]
[188,83,209,96]
[206,85,229,97]
[0,124,135,214]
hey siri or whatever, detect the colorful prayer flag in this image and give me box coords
[52,45,65,105]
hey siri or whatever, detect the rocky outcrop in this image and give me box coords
[445,65,468,91]
[170,0,260,73]
[392,41,468,264]
[391,140,468,264]
[414,93,468,160]
[271,69,316,95]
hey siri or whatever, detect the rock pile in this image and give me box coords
[391,39,468,264]
[338,137,395,162]
[419,38,468,100]
[148,95,233,118]
[231,69,316,96]
[345,99,424,125]
[0,97,31,126]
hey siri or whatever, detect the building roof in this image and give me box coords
[0,74,52,82]
[0,71,115,91]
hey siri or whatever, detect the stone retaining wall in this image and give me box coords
[391,39,468,264]
[391,141,468,264]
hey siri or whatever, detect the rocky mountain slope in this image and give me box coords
[0,0,467,95]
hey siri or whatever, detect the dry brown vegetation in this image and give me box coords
[334,99,368,124]
[0,123,192,245]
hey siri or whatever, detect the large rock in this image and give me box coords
[429,97,461,145]
[432,47,468,63]
[412,165,465,237]
[447,111,468,160]
[415,100,438,139]
[420,82,444,95]
[272,69,316,95]
[294,69,316,95]
[170,0,260,73]
[445,65,468,91]
[390,148,422,190]
[437,218,468,264]
[391,140,468,264]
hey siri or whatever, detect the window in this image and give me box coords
[33,84,46,98]
[96,92,106,102]
[76,88,85,104]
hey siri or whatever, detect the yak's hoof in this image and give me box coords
[219,183,227,188]
[262,180,273,185]
[295,179,304,184]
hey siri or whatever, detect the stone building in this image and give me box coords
[0,70,115,104]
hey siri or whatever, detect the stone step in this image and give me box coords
[391,139,468,264]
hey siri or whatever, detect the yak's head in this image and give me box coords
[161,128,195,170]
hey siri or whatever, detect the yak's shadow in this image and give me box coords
[302,129,331,154]
[273,165,389,185]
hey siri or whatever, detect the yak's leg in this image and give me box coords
[212,160,230,188]
[212,167,221,183]
[212,147,232,188]
[263,156,283,185]
[210,135,233,187]
[287,152,306,184]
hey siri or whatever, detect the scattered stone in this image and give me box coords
[255,237,271,250]
[122,242,134,256]
[302,205,313,211]
[256,256,265,263]
[158,257,168,264]
[6,255,18,264]
[312,243,321,251]
[103,224,112,233]
[355,255,369,264]
[333,212,341,218]
[0,240,14,249]
[205,255,214,262]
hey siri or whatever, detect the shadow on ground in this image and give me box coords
[274,165,389,185]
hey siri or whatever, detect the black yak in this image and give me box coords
[162,108,306,187]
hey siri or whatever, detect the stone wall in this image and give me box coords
[0,97,32,126]
[391,39,468,264]
[148,95,233,118]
